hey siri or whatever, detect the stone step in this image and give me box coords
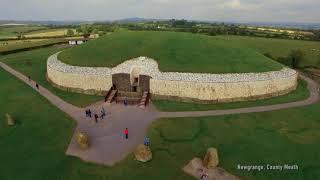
[106,90,118,103]
[139,91,149,108]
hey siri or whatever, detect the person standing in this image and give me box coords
[35,83,39,90]
[88,109,92,118]
[94,114,98,123]
[124,128,129,139]
[144,137,150,146]
[28,76,31,82]
[85,109,88,117]
[101,107,106,117]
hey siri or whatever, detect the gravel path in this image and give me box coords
[1,61,319,166]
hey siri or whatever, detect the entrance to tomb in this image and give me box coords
[130,67,141,87]
[111,66,151,95]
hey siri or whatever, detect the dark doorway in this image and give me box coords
[133,86,137,92]
[134,77,139,83]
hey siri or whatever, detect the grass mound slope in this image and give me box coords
[59,31,283,73]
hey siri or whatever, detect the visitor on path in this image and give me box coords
[144,137,150,146]
[88,109,92,118]
[94,114,98,123]
[28,76,31,82]
[85,110,89,117]
[100,108,105,119]
[124,128,129,139]
[35,83,39,90]
[124,99,128,106]
[101,107,106,116]
[200,173,208,180]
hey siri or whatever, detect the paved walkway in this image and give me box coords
[1,61,319,166]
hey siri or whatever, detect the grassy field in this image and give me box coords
[225,35,320,68]
[1,66,319,179]
[0,25,47,39]
[25,28,78,38]
[149,106,320,180]
[0,39,66,54]
[0,47,102,107]
[153,79,309,111]
[59,31,283,73]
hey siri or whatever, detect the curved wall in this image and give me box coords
[47,52,298,102]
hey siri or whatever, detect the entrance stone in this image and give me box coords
[203,148,219,169]
[77,132,89,149]
[6,113,15,126]
[134,144,152,162]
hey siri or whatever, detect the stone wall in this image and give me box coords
[47,53,112,95]
[112,73,131,92]
[139,75,151,92]
[150,74,298,103]
[47,52,298,102]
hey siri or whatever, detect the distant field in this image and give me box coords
[0,39,66,54]
[25,28,78,38]
[59,31,282,73]
[0,25,47,39]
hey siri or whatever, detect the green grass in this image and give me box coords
[153,79,310,111]
[0,39,66,54]
[225,35,320,68]
[0,47,102,107]
[1,66,319,179]
[59,31,283,73]
[149,106,320,180]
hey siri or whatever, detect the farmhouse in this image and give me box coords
[68,38,89,45]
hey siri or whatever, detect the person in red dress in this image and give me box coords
[124,128,129,139]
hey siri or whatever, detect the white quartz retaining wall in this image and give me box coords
[47,52,298,101]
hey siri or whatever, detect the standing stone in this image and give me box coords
[77,132,89,149]
[134,144,152,162]
[203,148,219,169]
[6,113,15,126]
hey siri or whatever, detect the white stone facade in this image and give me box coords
[47,52,298,101]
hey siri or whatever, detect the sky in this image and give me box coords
[1,0,319,23]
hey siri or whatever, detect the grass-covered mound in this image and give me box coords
[59,31,282,73]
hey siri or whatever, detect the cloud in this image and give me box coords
[0,0,319,23]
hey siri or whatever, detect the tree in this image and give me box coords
[288,49,304,69]
[263,53,274,59]
[66,29,74,36]
[76,27,82,33]
[208,29,217,36]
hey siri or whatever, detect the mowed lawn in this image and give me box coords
[1,67,319,180]
[0,47,101,107]
[153,79,310,111]
[225,35,320,68]
[59,31,283,73]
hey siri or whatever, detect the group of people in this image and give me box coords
[85,107,107,123]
